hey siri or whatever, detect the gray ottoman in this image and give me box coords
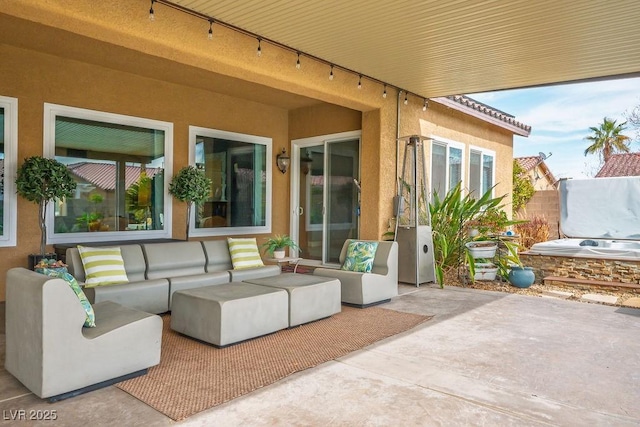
[170,282,288,347]
[244,273,341,327]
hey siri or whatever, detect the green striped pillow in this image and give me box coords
[77,245,129,287]
[227,238,264,270]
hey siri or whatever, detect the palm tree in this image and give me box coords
[583,117,631,162]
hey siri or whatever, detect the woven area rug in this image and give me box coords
[116,306,431,421]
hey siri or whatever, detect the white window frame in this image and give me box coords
[469,145,496,198]
[188,126,272,237]
[0,96,18,247]
[429,135,465,197]
[44,103,173,244]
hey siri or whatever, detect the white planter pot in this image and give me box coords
[473,262,498,281]
[273,249,286,259]
[465,241,498,259]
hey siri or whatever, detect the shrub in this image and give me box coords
[514,215,550,250]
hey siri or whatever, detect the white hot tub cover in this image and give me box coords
[560,176,640,240]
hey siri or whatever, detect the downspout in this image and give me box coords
[393,90,402,241]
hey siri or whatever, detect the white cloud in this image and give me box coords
[473,77,640,180]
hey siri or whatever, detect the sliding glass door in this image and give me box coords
[291,132,360,265]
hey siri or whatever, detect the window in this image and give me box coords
[44,104,173,244]
[469,147,495,198]
[430,138,464,200]
[189,127,272,237]
[0,96,17,247]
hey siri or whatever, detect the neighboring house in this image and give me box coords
[0,2,530,299]
[516,155,557,190]
[515,155,560,240]
[595,152,640,177]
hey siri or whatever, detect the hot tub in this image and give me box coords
[529,238,640,261]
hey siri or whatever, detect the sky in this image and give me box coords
[468,76,640,180]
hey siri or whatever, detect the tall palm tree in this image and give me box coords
[583,117,631,162]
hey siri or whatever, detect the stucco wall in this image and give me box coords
[0,43,293,299]
[0,0,521,300]
[420,102,515,213]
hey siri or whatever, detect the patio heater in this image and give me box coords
[394,135,436,286]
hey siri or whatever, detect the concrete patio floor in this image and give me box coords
[1,284,639,426]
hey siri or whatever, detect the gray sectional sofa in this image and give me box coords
[66,240,281,314]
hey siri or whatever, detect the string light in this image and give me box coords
[141,4,430,107]
[149,0,155,21]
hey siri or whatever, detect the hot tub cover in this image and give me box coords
[560,176,640,240]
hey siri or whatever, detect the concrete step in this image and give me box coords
[541,290,573,299]
[621,297,640,308]
[580,294,619,305]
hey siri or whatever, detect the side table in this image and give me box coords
[263,257,302,273]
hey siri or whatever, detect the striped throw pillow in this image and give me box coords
[77,245,129,287]
[227,238,264,270]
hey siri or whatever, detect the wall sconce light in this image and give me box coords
[276,148,290,174]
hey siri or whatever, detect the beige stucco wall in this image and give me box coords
[420,102,515,212]
[0,0,520,300]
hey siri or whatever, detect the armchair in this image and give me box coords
[5,268,162,401]
[314,240,398,307]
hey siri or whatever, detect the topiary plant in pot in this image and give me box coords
[168,165,212,240]
[15,156,77,267]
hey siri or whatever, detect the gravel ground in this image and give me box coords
[443,268,640,306]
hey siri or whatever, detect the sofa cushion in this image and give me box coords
[77,246,129,287]
[341,241,379,273]
[40,268,96,327]
[227,238,264,270]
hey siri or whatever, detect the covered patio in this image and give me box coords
[1,285,639,425]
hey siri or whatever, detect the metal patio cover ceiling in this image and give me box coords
[172,0,640,98]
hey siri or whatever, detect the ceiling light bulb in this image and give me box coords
[208,20,213,40]
[357,75,362,89]
[404,93,408,105]
[149,0,155,21]
[296,53,301,69]
[383,85,387,98]
[329,65,334,81]
[257,38,262,57]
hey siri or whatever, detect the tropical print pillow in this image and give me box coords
[40,268,96,328]
[341,241,379,273]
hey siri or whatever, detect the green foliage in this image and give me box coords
[261,234,301,256]
[512,160,534,214]
[584,117,631,162]
[15,156,76,204]
[15,156,77,256]
[430,182,523,287]
[169,166,212,203]
[169,166,212,240]
[126,173,153,223]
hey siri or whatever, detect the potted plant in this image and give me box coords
[168,165,212,240]
[15,156,77,268]
[261,234,300,259]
